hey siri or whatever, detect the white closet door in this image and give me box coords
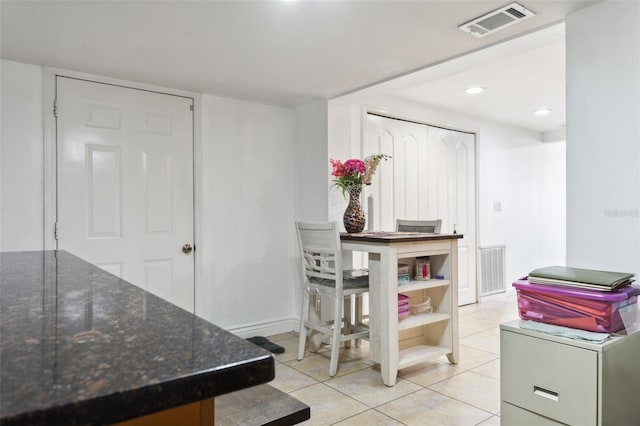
[363,114,428,231]
[56,76,195,312]
[364,114,477,305]
[428,126,477,305]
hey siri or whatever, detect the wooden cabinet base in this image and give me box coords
[115,398,215,426]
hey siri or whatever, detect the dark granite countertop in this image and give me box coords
[0,251,274,425]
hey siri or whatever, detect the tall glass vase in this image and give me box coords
[343,185,365,233]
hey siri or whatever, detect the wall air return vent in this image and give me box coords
[479,245,506,296]
[458,2,535,38]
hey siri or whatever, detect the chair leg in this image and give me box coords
[354,293,363,348]
[344,295,352,349]
[298,290,310,361]
[329,292,343,376]
[308,292,322,352]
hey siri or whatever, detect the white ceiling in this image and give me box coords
[340,22,567,134]
[1,1,596,133]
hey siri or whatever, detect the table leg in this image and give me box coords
[369,249,399,386]
[447,240,459,365]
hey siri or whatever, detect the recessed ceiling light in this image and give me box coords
[534,108,552,116]
[465,87,485,95]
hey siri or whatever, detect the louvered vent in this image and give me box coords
[458,3,535,38]
[479,245,506,296]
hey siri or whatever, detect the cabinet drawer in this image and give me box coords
[501,401,563,426]
[501,330,597,426]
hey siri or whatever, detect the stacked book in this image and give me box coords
[528,266,634,291]
[515,265,639,333]
[398,263,410,285]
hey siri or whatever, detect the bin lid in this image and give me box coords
[513,278,640,302]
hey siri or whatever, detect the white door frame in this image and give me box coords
[43,67,203,311]
[362,107,481,304]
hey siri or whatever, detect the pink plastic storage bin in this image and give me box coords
[513,278,640,333]
[398,293,410,319]
[398,293,410,309]
[398,309,410,320]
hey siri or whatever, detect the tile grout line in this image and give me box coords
[427,382,499,417]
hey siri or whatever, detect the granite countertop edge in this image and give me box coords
[3,354,275,426]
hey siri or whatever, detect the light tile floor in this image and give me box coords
[266,292,519,426]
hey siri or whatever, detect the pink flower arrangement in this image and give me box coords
[330,154,390,196]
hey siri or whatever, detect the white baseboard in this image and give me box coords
[478,287,516,302]
[227,317,299,339]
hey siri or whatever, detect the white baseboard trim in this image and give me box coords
[478,287,516,302]
[227,317,299,339]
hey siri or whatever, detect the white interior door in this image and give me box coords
[364,113,477,305]
[56,76,195,312]
[427,126,476,305]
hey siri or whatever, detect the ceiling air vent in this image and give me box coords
[458,2,535,38]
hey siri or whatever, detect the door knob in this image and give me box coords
[182,243,193,254]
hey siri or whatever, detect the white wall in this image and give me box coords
[328,104,363,228]
[540,141,567,266]
[566,1,640,272]
[0,60,44,251]
[293,99,329,222]
[328,97,567,286]
[198,95,297,332]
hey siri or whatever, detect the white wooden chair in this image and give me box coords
[295,221,369,376]
[396,219,442,233]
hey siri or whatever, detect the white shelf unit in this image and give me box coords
[398,345,451,370]
[341,234,460,386]
[398,312,449,331]
[398,279,451,292]
[394,248,457,371]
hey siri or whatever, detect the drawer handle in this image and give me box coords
[533,385,559,402]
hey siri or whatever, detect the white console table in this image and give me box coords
[341,232,462,386]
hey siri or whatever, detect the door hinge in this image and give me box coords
[54,222,60,240]
[53,98,58,118]
[189,104,194,112]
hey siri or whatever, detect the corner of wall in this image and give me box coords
[1,59,45,251]
[565,1,640,271]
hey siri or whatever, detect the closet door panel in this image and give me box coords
[428,126,477,305]
[365,113,477,305]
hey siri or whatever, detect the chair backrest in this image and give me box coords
[396,219,442,233]
[295,221,343,288]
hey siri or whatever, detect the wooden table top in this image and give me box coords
[340,231,463,243]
